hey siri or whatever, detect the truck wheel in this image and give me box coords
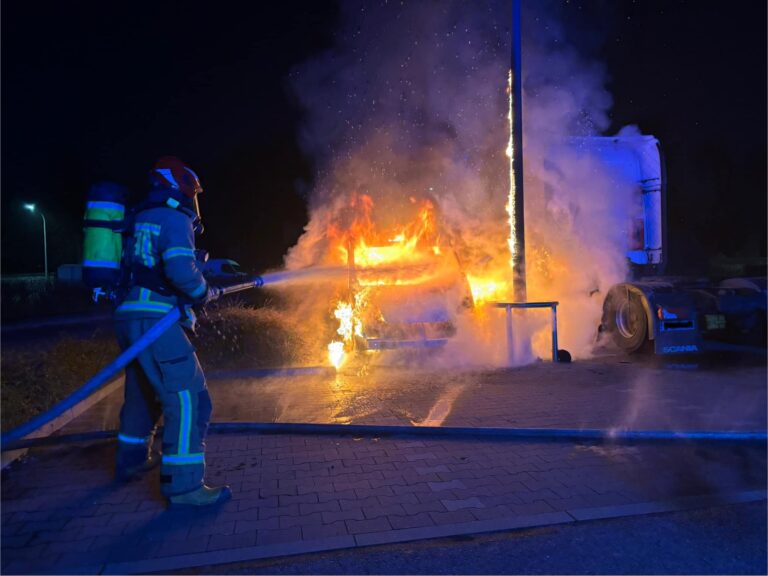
[605,291,649,353]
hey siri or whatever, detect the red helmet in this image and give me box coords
[150,156,203,198]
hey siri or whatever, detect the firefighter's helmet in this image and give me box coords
[150,156,203,198]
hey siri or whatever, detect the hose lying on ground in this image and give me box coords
[3,422,765,452]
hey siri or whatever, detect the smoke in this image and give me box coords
[518,2,638,358]
[286,1,509,269]
[283,0,641,366]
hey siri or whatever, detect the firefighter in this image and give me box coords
[113,156,230,506]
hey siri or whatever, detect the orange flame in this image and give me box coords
[325,194,452,367]
[334,195,440,269]
[466,275,508,306]
[327,341,345,370]
[327,290,369,369]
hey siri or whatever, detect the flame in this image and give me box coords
[458,71,521,311]
[334,299,363,340]
[328,194,449,288]
[327,341,345,370]
[466,275,509,305]
[323,69,529,369]
[336,196,440,269]
[327,291,369,369]
[325,194,455,365]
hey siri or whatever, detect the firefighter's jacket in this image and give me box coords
[115,206,207,318]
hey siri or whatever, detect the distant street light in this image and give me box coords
[24,203,48,279]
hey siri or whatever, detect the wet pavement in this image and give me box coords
[60,350,767,433]
[1,351,766,573]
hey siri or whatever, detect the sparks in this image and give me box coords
[506,69,518,277]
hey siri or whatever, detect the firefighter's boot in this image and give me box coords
[115,450,161,482]
[168,484,232,507]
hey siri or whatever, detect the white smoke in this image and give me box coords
[285,0,641,365]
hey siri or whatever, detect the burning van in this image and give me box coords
[324,194,473,367]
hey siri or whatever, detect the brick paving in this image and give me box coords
[2,355,766,573]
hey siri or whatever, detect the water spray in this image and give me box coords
[258,266,348,286]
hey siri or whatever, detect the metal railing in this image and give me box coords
[490,301,560,362]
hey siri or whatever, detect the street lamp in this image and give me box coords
[24,203,48,279]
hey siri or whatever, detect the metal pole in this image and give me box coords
[505,304,514,365]
[551,304,558,362]
[511,0,526,303]
[40,211,48,280]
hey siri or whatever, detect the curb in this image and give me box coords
[95,489,766,575]
[0,374,123,469]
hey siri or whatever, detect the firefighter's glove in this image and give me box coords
[200,285,223,304]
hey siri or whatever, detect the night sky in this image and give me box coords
[2,0,765,276]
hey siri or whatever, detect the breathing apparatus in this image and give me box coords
[82,157,208,301]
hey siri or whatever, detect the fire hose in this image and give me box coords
[2,268,766,451]
[2,423,765,452]
[1,276,266,447]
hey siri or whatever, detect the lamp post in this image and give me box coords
[24,203,48,279]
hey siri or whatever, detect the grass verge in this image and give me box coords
[1,332,120,432]
[1,303,322,432]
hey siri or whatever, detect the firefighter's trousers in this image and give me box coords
[114,317,211,496]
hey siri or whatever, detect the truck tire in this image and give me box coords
[605,291,649,353]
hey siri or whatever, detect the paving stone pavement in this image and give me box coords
[2,356,766,573]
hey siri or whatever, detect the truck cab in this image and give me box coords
[584,136,766,353]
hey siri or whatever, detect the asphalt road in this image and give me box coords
[180,501,767,575]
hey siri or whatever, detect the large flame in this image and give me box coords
[325,195,455,367]
[335,196,440,269]
[324,67,525,369]
[334,300,363,341]
[327,298,365,370]
[466,275,508,306]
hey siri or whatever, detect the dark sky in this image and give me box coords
[599,0,767,272]
[2,0,765,276]
[2,1,338,274]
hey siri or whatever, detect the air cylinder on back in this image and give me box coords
[82,182,128,289]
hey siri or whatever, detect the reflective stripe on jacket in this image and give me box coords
[115,206,207,318]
